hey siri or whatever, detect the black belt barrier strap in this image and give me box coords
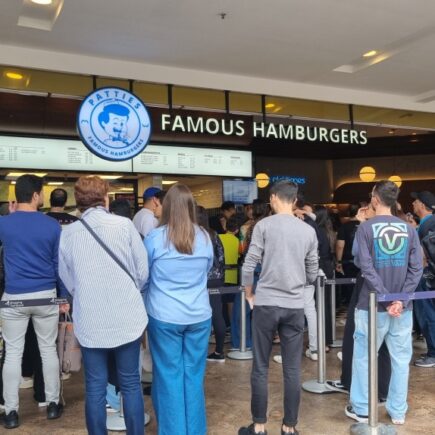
[0,297,70,309]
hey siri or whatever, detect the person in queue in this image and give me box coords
[410,191,435,368]
[196,206,226,362]
[209,200,236,234]
[133,186,164,238]
[326,205,392,403]
[59,176,148,435]
[144,184,213,435]
[0,175,67,429]
[346,180,422,425]
[239,181,319,435]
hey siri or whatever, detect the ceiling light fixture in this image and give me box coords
[265,103,275,109]
[162,180,178,185]
[7,172,47,178]
[388,129,395,134]
[363,50,378,58]
[31,0,53,5]
[5,72,24,80]
[97,175,123,180]
[47,181,64,186]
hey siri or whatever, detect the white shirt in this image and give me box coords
[133,208,158,238]
[59,207,148,348]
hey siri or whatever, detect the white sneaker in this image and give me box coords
[305,349,318,361]
[273,355,282,364]
[391,417,405,425]
[19,377,33,389]
[337,351,343,361]
[61,372,71,381]
[38,402,48,408]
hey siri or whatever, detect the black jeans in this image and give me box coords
[251,305,304,428]
[340,274,391,399]
[209,294,226,354]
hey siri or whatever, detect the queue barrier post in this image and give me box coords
[227,287,253,360]
[349,291,396,435]
[302,271,334,394]
[330,273,343,348]
[106,394,151,431]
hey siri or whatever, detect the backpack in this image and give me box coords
[421,230,435,289]
[207,233,225,288]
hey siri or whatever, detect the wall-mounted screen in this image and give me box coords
[133,145,252,177]
[0,136,131,172]
[223,179,258,204]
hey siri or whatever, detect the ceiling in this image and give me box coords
[2,1,435,113]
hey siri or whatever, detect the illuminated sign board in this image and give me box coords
[0,136,252,178]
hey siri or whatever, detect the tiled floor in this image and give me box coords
[8,339,434,434]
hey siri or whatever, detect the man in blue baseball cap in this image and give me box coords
[133,187,166,238]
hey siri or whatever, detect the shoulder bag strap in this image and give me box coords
[80,219,137,286]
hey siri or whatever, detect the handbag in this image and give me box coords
[57,313,81,373]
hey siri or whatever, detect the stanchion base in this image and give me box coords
[330,340,343,348]
[227,350,253,360]
[302,380,336,394]
[350,423,397,435]
[107,412,150,431]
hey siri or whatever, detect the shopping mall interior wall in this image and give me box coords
[255,157,334,204]
[333,154,435,189]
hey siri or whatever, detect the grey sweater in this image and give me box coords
[241,213,319,309]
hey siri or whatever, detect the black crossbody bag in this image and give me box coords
[80,219,137,287]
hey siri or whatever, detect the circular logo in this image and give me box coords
[77,87,151,161]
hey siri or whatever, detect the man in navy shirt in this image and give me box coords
[0,175,66,429]
[346,180,422,426]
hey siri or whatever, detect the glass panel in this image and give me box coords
[134,82,168,105]
[0,66,93,96]
[230,92,262,113]
[354,105,435,130]
[265,96,349,121]
[96,77,129,90]
[173,86,225,110]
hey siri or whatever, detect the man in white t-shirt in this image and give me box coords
[133,187,164,238]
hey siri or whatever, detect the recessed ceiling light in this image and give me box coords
[363,50,378,58]
[412,132,417,135]
[162,180,178,185]
[7,172,47,178]
[47,181,64,186]
[31,0,53,5]
[97,175,123,180]
[388,129,395,134]
[265,103,275,109]
[5,72,24,80]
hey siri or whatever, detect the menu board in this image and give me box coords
[0,136,252,178]
[0,136,131,172]
[133,145,252,177]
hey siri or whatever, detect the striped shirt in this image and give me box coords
[59,207,149,348]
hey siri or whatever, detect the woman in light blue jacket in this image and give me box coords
[144,183,213,435]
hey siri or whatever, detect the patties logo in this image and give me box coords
[77,87,151,161]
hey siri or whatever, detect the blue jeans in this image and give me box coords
[106,384,120,411]
[81,337,144,435]
[147,316,211,435]
[414,276,435,357]
[350,309,412,420]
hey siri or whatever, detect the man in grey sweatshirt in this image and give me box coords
[238,181,319,435]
